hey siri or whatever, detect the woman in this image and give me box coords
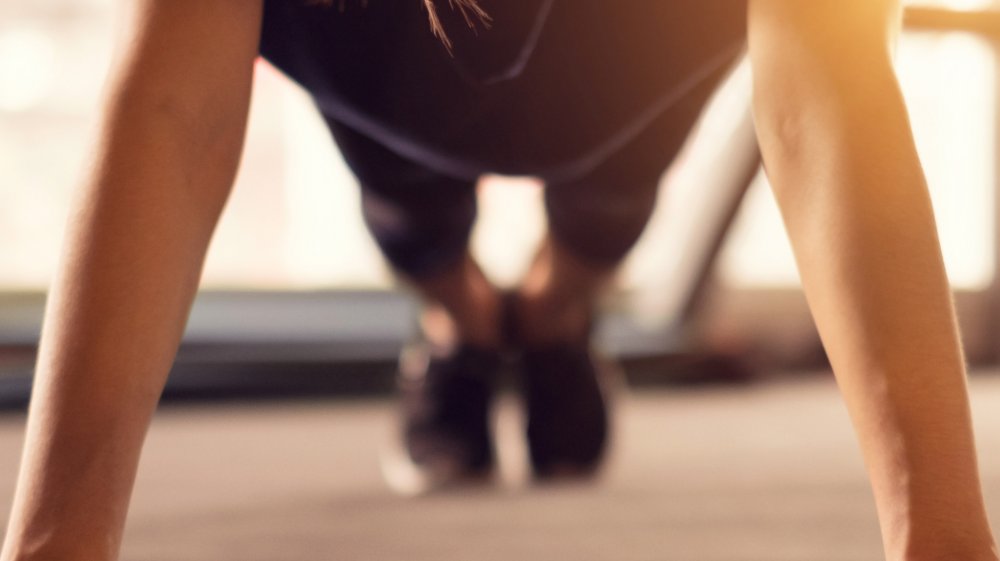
[1,1,997,560]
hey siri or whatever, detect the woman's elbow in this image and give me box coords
[750,45,902,184]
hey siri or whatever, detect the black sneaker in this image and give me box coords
[382,342,503,494]
[521,343,612,480]
[501,293,613,480]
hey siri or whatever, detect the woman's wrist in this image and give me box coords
[884,517,998,561]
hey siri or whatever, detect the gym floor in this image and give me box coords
[1,373,998,561]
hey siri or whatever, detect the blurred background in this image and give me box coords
[2,0,1000,399]
[1,2,1000,560]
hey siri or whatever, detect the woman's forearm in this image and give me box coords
[766,83,993,560]
[750,4,997,558]
[2,111,243,561]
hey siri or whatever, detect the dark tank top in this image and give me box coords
[258,0,747,181]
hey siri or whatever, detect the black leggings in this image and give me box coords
[327,60,735,277]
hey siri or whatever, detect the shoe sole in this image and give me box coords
[380,438,496,496]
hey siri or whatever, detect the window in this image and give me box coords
[2,0,997,299]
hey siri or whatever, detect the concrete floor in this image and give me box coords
[1,374,999,561]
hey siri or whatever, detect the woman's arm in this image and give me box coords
[0,1,262,559]
[748,1,997,559]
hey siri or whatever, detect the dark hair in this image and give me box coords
[314,0,491,52]
[422,0,491,52]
